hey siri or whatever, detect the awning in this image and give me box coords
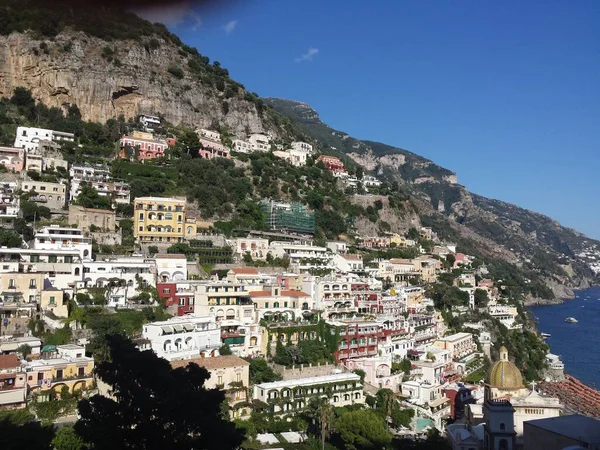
[183,323,194,332]
[429,397,450,408]
[161,326,174,334]
[172,325,184,333]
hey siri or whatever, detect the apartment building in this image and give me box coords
[316,155,347,174]
[158,281,195,316]
[171,355,250,416]
[0,182,19,218]
[119,131,168,161]
[192,282,255,325]
[34,226,92,260]
[228,237,270,261]
[269,241,333,273]
[291,141,313,154]
[249,285,313,321]
[25,345,94,395]
[14,126,75,152]
[334,320,384,363]
[248,133,270,152]
[0,147,25,172]
[253,373,364,414]
[69,165,130,204]
[155,253,187,282]
[133,197,197,243]
[0,354,27,409]
[20,180,66,210]
[232,139,252,153]
[142,316,221,361]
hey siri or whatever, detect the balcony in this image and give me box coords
[51,373,94,383]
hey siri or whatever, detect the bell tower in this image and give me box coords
[483,397,516,450]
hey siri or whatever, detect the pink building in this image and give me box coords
[119,132,168,161]
[0,147,25,172]
[198,138,231,160]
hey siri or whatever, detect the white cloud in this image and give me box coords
[295,47,319,63]
[134,2,202,30]
[223,20,238,35]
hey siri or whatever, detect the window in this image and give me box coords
[64,256,73,263]
[499,423,506,431]
[78,367,85,377]
[40,186,46,191]
[139,213,144,221]
[8,279,15,288]
[49,296,55,304]
[49,255,57,263]
[29,279,36,288]
[177,215,183,222]
[53,187,58,192]
[218,376,223,385]
[163,288,170,294]
[56,369,63,380]
[236,373,241,382]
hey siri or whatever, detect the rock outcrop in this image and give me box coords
[0,32,276,138]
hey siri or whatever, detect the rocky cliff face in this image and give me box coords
[0,31,277,138]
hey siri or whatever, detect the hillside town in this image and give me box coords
[1,112,600,450]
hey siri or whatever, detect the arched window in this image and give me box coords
[83,249,89,257]
[74,267,80,276]
[500,423,506,431]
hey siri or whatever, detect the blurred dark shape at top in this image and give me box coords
[0,0,240,41]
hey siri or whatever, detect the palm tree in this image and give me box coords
[308,396,334,450]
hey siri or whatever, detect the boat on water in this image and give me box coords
[565,317,578,323]
[541,332,551,338]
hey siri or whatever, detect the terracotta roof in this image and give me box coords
[343,254,362,261]
[249,291,271,297]
[281,290,310,298]
[155,254,186,259]
[0,354,21,370]
[231,268,260,275]
[171,355,249,370]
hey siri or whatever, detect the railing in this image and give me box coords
[52,373,93,382]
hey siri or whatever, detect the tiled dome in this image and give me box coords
[488,346,524,389]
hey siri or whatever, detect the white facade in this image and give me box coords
[253,373,364,414]
[14,127,75,152]
[232,139,252,153]
[248,133,270,152]
[34,226,93,260]
[362,176,382,188]
[155,254,188,282]
[332,254,364,273]
[228,237,270,261]
[139,114,161,130]
[80,257,156,301]
[142,316,221,361]
[269,241,333,273]
[291,141,313,154]
[69,165,130,204]
[0,182,19,218]
[198,129,222,142]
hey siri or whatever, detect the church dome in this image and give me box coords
[488,346,524,389]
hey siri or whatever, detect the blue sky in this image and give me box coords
[144,0,600,239]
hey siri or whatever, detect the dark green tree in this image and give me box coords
[75,335,244,450]
[73,184,112,210]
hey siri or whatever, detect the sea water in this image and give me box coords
[529,286,600,388]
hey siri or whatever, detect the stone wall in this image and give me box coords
[271,362,343,381]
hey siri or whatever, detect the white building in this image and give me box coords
[69,165,130,204]
[79,257,156,305]
[326,241,348,254]
[248,133,270,152]
[142,316,221,361]
[269,241,333,273]
[14,127,75,152]
[291,141,313,154]
[301,275,355,313]
[332,254,364,273]
[197,129,221,142]
[253,373,364,414]
[155,254,188,282]
[34,226,93,260]
[232,139,253,153]
[0,182,19,218]
[362,176,382,188]
[139,114,161,130]
[228,237,270,261]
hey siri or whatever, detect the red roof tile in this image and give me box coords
[0,354,21,370]
[231,268,260,275]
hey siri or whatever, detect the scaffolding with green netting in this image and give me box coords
[260,199,315,235]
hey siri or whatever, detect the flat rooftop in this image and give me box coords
[525,414,600,442]
[255,373,360,390]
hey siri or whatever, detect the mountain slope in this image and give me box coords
[265,99,599,298]
[1,1,596,299]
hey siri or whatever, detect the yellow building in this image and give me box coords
[25,345,94,395]
[133,197,197,243]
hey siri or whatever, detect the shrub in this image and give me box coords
[167,65,184,79]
